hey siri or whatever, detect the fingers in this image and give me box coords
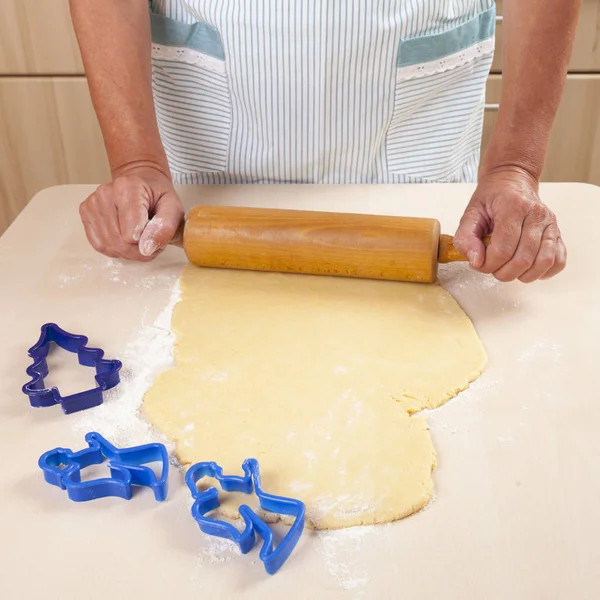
[491,205,547,282]
[113,177,151,244]
[79,172,185,262]
[516,225,558,283]
[541,236,567,280]
[454,205,490,269]
[484,204,566,283]
[462,170,567,283]
[138,191,185,257]
[479,207,526,276]
[79,183,154,262]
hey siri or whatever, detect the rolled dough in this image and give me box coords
[143,266,486,529]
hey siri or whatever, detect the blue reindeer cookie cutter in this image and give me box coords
[186,459,306,575]
[39,432,169,502]
[23,323,122,414]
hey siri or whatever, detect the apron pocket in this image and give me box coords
[150,12,231,174]
[386,7,496,182]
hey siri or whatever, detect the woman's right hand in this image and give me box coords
[79,167,185,261]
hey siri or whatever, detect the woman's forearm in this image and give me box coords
[481,0,581,181]
[69,0,169,179]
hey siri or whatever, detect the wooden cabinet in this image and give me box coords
[483,75,600,184]
[493,0,600,72]
[486,1,600,186]
[3,0,598,75]
[0,0,83,74]
[0,78,109,234]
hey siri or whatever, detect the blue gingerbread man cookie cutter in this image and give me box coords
[39,432,169,502]
[186,459,306,575]
[23,323,122,414]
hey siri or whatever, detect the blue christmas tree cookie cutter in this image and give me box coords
[39,432,169,502]
[186,459,306,575]
[23,323,122,414]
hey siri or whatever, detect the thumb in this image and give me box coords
[454,207,488,270]
[138,191,184,257]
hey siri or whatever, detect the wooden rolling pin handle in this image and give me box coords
[438,234,491,263]
[170,221,185,248]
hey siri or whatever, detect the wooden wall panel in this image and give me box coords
[0,78,109,235]
[0,0,83,74]
[493,0,600,73]
[483,75,600,185]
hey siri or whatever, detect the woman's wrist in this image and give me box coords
[111,158,172,182]
[480,119,545,186]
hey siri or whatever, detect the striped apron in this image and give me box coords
[149,0,496,184]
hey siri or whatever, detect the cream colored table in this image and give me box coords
[1,183,598,600]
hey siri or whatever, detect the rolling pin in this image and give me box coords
[175,206,489,283]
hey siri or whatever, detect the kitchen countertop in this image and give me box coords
[1,183,599,599]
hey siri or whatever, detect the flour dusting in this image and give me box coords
[196,536,242,566]
[317,525,389,593]
[72,281,180,448]
[425,373,499,420]
[57,262,94,288]
[517,339,565,363]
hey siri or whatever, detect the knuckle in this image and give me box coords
[82,191,96,205]
[530,203,547,221]
[89,193,104,210]
[114,240,131,253]
[493,246,514,262]
[539,254,555,270]
[115,241,139,260]
[544,224,560,241]
[494,270,515,283]
[114,174,143,191]
[555,260,567,274]
[91,238,108,254]
[514,256,534,271]
[518,198,535,217]
[112,176,133,191]
[518,273,534,284]
[537,247,558,265]
[96,183,111,196]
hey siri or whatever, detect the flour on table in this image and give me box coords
[57,262,94,288]
[317,525,390,594]
[195,536,242,566]
[72,280,181,448]
[517,339,565,363]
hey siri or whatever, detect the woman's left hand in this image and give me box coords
[453,167,567,283]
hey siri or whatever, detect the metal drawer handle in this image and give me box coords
[496,15,503,23]
[484,103,500,112]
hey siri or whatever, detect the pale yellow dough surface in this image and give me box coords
[143,266,486,529]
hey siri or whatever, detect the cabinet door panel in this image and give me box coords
[0,78,109,235]
[0,0,83,74]
[483,75,600,185]
[493,0,600,73]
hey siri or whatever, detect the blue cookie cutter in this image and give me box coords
[39,432,169,502]
[186,459,306,575]
[23,323,122,414]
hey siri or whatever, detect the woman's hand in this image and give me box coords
[79,167,184,261]
[453,168,566,283]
